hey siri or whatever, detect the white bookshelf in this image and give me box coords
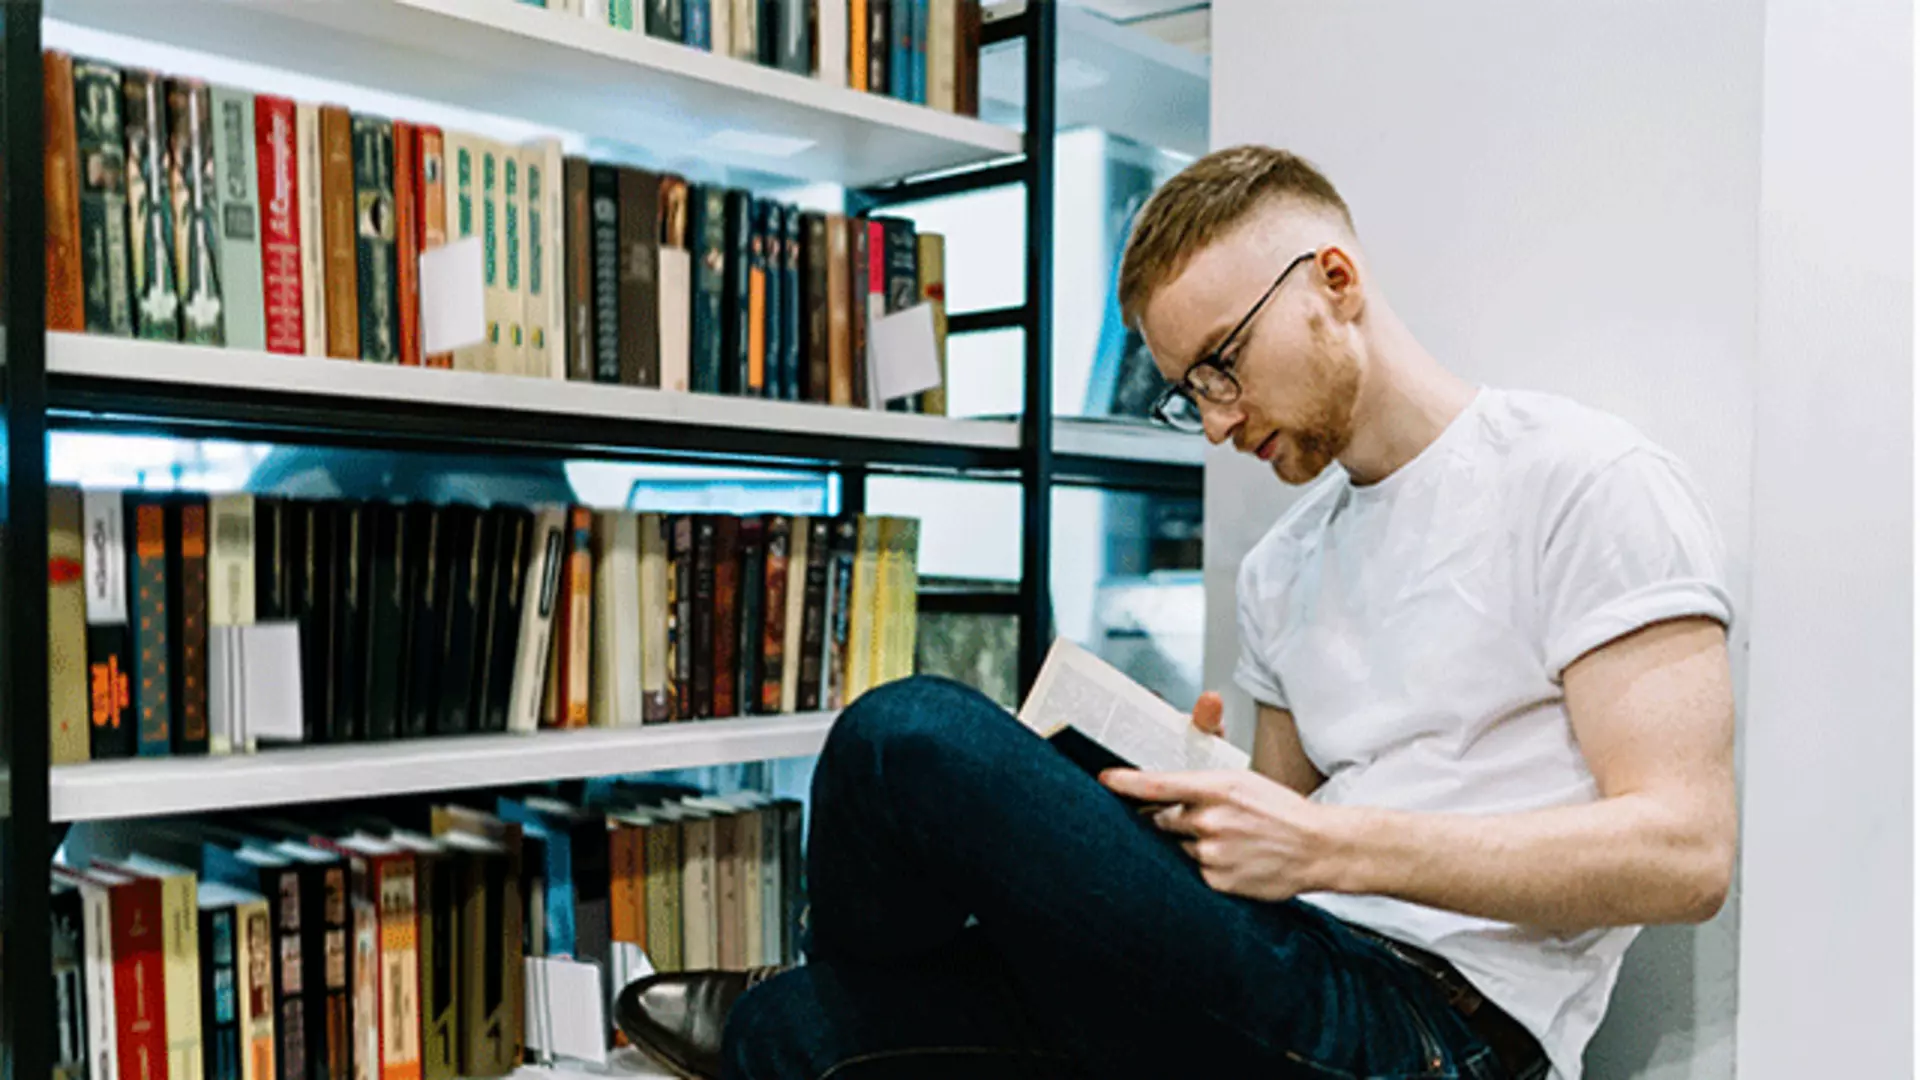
[50,711,838,823]
[44,0,1022,186]
[47,333,1023,458]
[1054,416,1205,468]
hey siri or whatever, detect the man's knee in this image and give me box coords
[824,675,1008,773]
[720,970,819,1080]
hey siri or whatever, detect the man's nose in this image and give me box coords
[1201,400,1243,446]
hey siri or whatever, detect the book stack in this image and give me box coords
[48,782,802,1080]
[43,50,955,414]
[49,485,922,764]
[543,0,984,114]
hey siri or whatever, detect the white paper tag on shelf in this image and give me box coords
[526,956,610,1066]
[241,621,305,744]
[420,236,487,355]
[868,302,942,405]
[608,942,656,1011]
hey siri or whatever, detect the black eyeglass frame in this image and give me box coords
[1149,249,1320,431]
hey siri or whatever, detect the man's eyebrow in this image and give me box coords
[1182,317,1240,374]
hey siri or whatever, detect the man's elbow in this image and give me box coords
[1673,828,1737,924]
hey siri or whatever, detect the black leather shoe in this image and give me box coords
[615,966,785,1080]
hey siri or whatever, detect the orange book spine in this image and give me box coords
[850,0,869,91]
[319,104,360,359]
[825,214,852,406]
[558,507,594,728]
[747,259,766,395]
[417,125,451,368]
[393,121,423,366]
[44,51,85,332]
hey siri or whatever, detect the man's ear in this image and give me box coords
[1317,246,1365,322]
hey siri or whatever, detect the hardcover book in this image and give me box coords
[125,68,182,341]
[211,86,265,350]
[73,58,134,336]
[167,77,226,345]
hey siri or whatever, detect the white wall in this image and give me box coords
[1206,3,1764,1076]
[1735,1,1914,1076]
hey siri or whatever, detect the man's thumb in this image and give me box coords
[1192,691,1226,736]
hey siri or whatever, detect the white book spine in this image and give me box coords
[711,0,731,56]
[817,0,849,87]
[81,489,129,627]
[779,516,807,714]
[524,138,567,379]
[657,246,692,392]
[209,493,256,629]
[508,508,568,733]
[758,809,782,966]
[731,0,757,59]
[928,0,956,110]
[585,0,610,24]
[296,103,327,357]
[210,87,266,350]
[77,879,120,1080]
[612,512,644,728]
[638,512,669,722]
[591,510,619,727]
[444,132,488,372]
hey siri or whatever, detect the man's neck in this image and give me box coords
[1339,322,1478,487]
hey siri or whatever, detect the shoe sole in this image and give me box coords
[619,1021,711,1080]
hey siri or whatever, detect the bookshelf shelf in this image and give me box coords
[47,334,1023,471]
[49,711,839,823]
[1053,417,1205,469]
[44,0,1023,187]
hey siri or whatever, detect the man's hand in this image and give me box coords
[1099,767,1342,902]
[1190,691,1226,737]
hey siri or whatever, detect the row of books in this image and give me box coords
[49,487,922,764]
[533,0,984,115]
[51,781,803,1080]
[43,51,953,413]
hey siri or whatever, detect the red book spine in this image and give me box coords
[417,126,450,369]
[393,121,423,366]
[255,95,305,354]
[109,876,169,1080]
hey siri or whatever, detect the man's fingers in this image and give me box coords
[1191,691,1226,736]
[1100,768,1232,805]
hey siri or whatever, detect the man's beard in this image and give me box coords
[1269,327,1362,485]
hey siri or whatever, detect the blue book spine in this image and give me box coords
[496,802,576,957]
[891,0,912,99]
[685,0,711,49]
[911,0,928,103]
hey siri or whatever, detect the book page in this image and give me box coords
[1018,638,1250,774]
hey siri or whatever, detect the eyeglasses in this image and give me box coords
[1150,250,1319,433]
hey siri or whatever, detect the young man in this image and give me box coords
[616,146,1738,1080]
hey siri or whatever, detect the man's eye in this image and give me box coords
[1216,349,1241,373]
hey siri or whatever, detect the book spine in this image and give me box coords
[403,505,442,739]
[564,156,594,381]
[347,856,380,1080]
[889,0,910,99]
[848,212,870,407]
[443,134,484,370]
[559,507,595,728]
[825,213,852,405]
[758,515,789,714]
[337,505,373,742]
[73,59,134,336]
[747,208,768,396]
[127,496,174,756]
[917,232,947,415]
[929,0,956,112]
[912,0,928,103]
[414,852,454,1080]
[684,0,711,47]
[801,212,829,402]
[720,189,754,395]
[209,87,265,351]
[526,140,565,379]
[758,202,783,399]
[168,78,226,346]
[781,204,802,401]
[151,870,206,1080]
[209,493,257,637]
[589,164,622,383]
[315,862,354,1080]
[365,503,407,741]
[480,142,507,373]
[84,491,136,760]
[848,514,883,699]
[796,517,830,710]
[779,516,807,714]
[353,115,400,362]
[639,513,671,723]
[376,859,423,1080]
[45,52,86,333]
[646,0,685,40]
[297,103,328,356]
[671,516,695,720]
[692,516,716,718]
[867,0,889,96]
[393,122,423,365]
[125,69,183,341]
[711,0,731,54]
[812,0,843,82]
[693,186,728,393]
[234,900,276,1080]
[480,509,531,734]
[74,880,120,1080]
[617,167,662,387]
[658,177,693,393]
[711,516,740,717]
[434,506,480,736]
[168,496,212,756]
[319,106,360,358]
[958,0,981,117]
[417,126,451,367]
[737,518,766,713]
[850,0,869,90]
[49,489,90,766]
[254,96,303,354]
[508,508,566,734]
[109,878,170,1080]
[506,146,530,375]
[824,515,858,708]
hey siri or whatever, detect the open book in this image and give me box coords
[1017,638,1250,781]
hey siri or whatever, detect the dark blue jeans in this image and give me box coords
[722,676,1511,1080]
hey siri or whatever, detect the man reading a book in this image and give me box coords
[617,145,1736,1080]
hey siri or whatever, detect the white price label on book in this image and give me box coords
[525,956,609,1066]
[868,302,943,405]
[419,236,487,355]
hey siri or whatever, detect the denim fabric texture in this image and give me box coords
[723,675,1513,1080]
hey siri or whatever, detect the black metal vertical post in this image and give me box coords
[2,2,52,1078]
[1015,0,1056,696]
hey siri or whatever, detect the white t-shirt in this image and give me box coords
[1233,387,1733,1080]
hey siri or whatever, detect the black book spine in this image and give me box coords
[824,515,859,709]
[801,211,829,402]
[199,903,242,1080]
[849,214,870,408]
[759,201,784,401]
[781,203,802,402]
[692,185,729,394]
[797,517,830,711]
[589,164,622,383]
[720,189,754,396]
[478,507,528,735]
[436,505,481,735]
[737,516,765,716]
[165,493,210,756]
[646,0,685,40]
[295,501,337,745]
[670,515,695,720]
[692,515,716,719]
[365,502,407,741]
[402,503,443,740]
[254,496,285,622]
[73,59,135,336]
[352,115,398,362]
[332,502,369,742]
[868,0,890,97]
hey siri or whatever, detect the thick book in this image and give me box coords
[46,51,86,333]
[1018,638,1249,803]
[658,176,693,393]
[365,501,408,742]
[800,212,829,401]
[50,878,88,1080]
[255,95,304,354]
[331,502,371,743]
[646,0,685,41]
[125,68,183,341]
[50,486,91,766]
[167,494,213,756]
[127,494,175,757]
[758,515,790,715]
[507,507,567,734]
[746,206,768,396]
[292,501,337,744]
[867,0,890,96]
[678,810,719,969]
[757,202,785,400]
[318,105,360,359]
[435,505,483,736]
[210,87,264,350]
[736,516,766,713]
[640,512,672,723]
[671,516,696,720]
[710,515,741,718]
[778,516,808,714]
[691,516,718,719]
[780,203,803,402]
[684,0,712,49]
[557,506,596,728]
[844,513,882,701]
[563,156,594,381]
[822,515,858,709]
[617,166,663,387]
[199,881,276,1080]
[83,491,136,759]
[386,833,455,1080]
[928,0,956,112]
[352,115,399,363]
[430,826,523,1077]
[848,213,870,407]
[525,138,566,380]
[297,103,328,356]
[393,121,423,365]
[479,507,532,735]
[403,504,444,740]
[889,0,911,99]
[825,214,852,405]
[796,516,831,711]
[589,164,622,383]
[720,188,755,395]
[417,124,452,368]
[850,0,870,90]
[201,892,243,1080]
[690,185,729,394]
[74,58,135,336]
[591,511,644,729]
[956,0,982,117]
[168,77,226,346]
[916,232,948,414]
[88,866,170,1080]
